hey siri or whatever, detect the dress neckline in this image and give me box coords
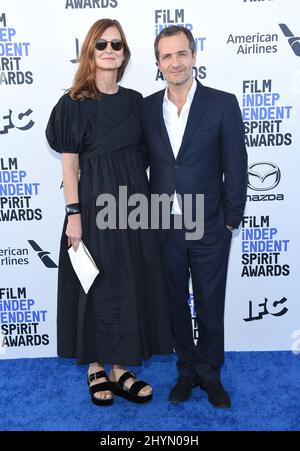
[101,86,122,96]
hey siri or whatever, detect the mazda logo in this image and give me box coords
[248,162,281,191]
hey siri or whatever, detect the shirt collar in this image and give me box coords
[163,77,197,107]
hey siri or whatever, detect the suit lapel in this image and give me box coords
[176,80,209,161]
[154,90,176,162]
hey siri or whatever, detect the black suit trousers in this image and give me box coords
[161,217,232,382]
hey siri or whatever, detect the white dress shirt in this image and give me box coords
[163,78,197,214]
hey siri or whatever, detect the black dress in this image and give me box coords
[46,87,173,365]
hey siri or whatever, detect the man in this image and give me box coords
[140,26,248,407]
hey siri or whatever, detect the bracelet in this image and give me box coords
[65,203,81,216]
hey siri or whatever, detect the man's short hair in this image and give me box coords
[154,26,196,61]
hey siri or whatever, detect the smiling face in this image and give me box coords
[93,26,125,73]
[157,32,196,87]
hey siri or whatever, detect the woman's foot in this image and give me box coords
[109,366,153,402]
[88,363,113,404]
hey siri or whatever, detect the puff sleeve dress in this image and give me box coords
[46,87,173,365]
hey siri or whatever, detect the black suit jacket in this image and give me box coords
[140,79,248,244]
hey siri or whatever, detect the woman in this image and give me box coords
[46,19,173,406]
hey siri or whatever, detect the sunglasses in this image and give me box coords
[95,39,123,51]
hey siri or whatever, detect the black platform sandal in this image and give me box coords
[110,371,153,404]
[88,370,113,406]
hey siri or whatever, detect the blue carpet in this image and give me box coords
[0,351,299,431]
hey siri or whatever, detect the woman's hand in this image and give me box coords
[66,214,82,250]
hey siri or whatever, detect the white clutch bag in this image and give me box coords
[68,240,100,294]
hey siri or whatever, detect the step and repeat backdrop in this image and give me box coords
[1,0,300,359]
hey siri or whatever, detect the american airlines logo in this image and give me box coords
[27,240,58,268]
[279,24,300,56]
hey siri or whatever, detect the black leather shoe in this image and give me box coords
[168,376,197,403]
[198,379,231,408]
